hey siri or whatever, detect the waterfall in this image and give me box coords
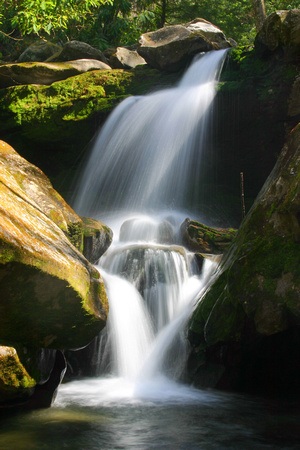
[73,49,228,217]
[59,50,228,405]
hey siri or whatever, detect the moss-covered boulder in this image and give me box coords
[0,346,35,404]
[137,19,231,72]
[187,123,300,397]
[0,59,111,89]
[181,218,237,253]
[255,9,300,62]
[0,140,109,349]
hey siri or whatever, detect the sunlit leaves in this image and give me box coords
[3,0,112,38]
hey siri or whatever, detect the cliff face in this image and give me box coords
[187,123,300,397]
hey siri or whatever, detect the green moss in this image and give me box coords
[67,222,83,253]
[0,351,35,390]
[190,272,228,334]
[244,235,299,280]
[266,202,276,219]
[0,66,179,142]
[49,210,67,232]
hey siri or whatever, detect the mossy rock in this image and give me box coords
[0,67,179,144]
[0,141,108,349]
[0,346,35,404]
[0,60,111,89]
[80,216,113,264]
[181,218,237,254]
[190,123,300,341]
[255,9,300,62]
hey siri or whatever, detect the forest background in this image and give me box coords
[0,0,299,61]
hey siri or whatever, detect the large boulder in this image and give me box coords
[255,9,300,62]
[17,41,62,63]
[0,138,112,260]
[47,40,108,64]
[137,19,231,72]
[0,59,111,89]
[188,123,300,397]
[0,140,109,349]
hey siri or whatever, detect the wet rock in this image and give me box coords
[0,137,113,262]
[181,218,237,254]
[109,47,146,69]
[26,350,66,409]
[0,59,111,89]
[81,216,113,264]
[0,141,108,349]
[137,19,231,72]
[255,9,300,62]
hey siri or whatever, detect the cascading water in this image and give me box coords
[73,49,228,216]
[56,49,228,407]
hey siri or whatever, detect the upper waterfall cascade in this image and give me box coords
[73,49,228,218]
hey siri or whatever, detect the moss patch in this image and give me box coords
[0,346,35,403]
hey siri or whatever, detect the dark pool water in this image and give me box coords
[0,377,299,449]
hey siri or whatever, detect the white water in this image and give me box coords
[56,50,228,408]
[73,49,228,217]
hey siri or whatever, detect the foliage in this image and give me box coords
[0,0,111,40]
[0,0,299,58]
[80,0,156,47]
[266,0,300,8]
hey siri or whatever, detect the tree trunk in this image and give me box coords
[252,0,267,31]
[159,0,167,28]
